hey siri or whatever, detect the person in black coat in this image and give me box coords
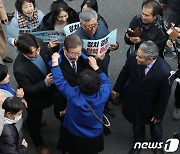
[40,0,79,53]
[159,0,180,26]
[125,0,167,58]
[0,97,28,154]
[13,34,53,154]
[112,41,172,154]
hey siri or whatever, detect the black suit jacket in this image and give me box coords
[51,48,91,120]
[114,51,172,123]
[13,39,52,109]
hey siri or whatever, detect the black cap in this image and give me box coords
[0,64,8,82]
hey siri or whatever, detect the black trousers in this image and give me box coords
[26,108,43,145]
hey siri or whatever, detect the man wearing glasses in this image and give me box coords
[75,8,119,117]
[50,34,92,152]
[124,0,167,58]
[76,8,118,75]
[13,33,53,154]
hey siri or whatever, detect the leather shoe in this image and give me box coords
[129,148,141,154]
[35,145,51,154]
[153,149,164,154]
[3,57,13,63]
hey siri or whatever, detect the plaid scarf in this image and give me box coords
[18,9,39,29]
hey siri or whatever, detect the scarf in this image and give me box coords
[18,9,39,29]
[0,83,16,96]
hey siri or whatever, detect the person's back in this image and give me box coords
[51,53,112,154]
[0,97,28,154]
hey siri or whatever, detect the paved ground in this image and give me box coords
[3,0,180,153]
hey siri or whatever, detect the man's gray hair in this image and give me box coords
[79,8,98,25]
[139,40,159,60]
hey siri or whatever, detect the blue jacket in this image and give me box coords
[51,65,112,138]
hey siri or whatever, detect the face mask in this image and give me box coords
[4,117,14,124]
[4,113,22,124]
[13,114,22,123]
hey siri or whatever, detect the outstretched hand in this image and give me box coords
[88,56,99,71]
[52,52,60,67]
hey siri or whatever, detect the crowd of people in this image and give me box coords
[0,0,180,154]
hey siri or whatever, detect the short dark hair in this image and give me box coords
[142,0,161,16]
[78,69,101,95]
[0,64,8,82]
[64,34,82,52]
[81,0,98,12]
[16,33,39,54]
[2,97,24,115]
[15,0,36,14]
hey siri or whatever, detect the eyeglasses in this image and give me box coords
[69,52,82,58]
[83,22,99,30]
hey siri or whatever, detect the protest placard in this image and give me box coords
[82,29,117,56]
[63,22,80,36]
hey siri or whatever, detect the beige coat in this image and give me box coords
[0,0,7,59]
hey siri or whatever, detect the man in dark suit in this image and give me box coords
[13,34,53,154]
[50,34,91,152]
[112,41,172,154]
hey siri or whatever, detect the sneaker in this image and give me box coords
[104,106,116,117]
[173,107,180,120]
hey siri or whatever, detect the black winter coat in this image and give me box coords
[0,124,26,154]
[13,39,52,110]
[124,15,168,58]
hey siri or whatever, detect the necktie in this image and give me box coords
[141,65,146,79]
[71,61,76,72]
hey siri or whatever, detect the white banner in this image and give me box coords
[6,22,81,43]
[82,29,117,56]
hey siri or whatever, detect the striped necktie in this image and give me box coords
[71,61,76,72]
